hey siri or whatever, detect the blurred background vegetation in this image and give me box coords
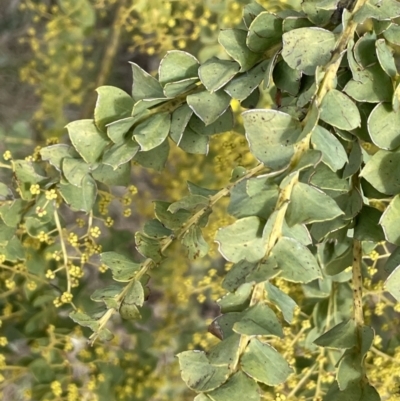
[2,1,400,401]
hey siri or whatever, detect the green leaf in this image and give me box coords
[179,126,209,154]
[224,59,270,101]
[314,319,357,349]
[182,226,209,260]
[207,371,260,401]
[263,51,280,89]
[311,126,348,171]
[133,138,169,171]
[218,283,252,313]
[282,15,314,32]
[301,0,333,25]
[177,351,230,392]
[282,27,336,75]
[272,236,322,283]
[91,284,122,308]
[130,62,164,101]
[94,86,134,133]
[375,39,397,78]
[62,158,90,187]
[243,109,302,170]
[354,0,400,22]
[106,117,136,144]
[69,311,100,331]
[215,216,267,263]
[40,144,79,171]
[187,90,231,125]
[354,205,385,242]
[380,195,400,245]
[135,232,163,262]
[320,89,361,130]
[133,112,171,151]
[393,80,400,112]
[29,358,56,383]
[273,60,302,96]
[243,1,266,28]
[163,78,198,98]
[0,199,25,228]
[58,176,97,213]
[170,104,193,144]
[310,163,350,193]
[246,11,282,53]
[343,141,362,179]
[233,303,283,337]
[385,264,400,301]
[286,182,344,226]
[344,64,393,103]
[218,29,261,72]
[189,108,234,136]
[0,221,16,244]
[100,251,142,282]
[119,302,141,320]
[265,282,297,323]
[368,102,400,150]
[102,139,139,169]
[361,149,400,195]
[66,119,109,165]
[123,280,145,307]
[143,219,172,238]
[0,237,25,261]
[159,50,199,85]
[324,379,380,401]
[199,58,240,92]
[58,0,95,28]
[154,201,191,230]
[169,195,209,213]
[241,338,293,386]
[208,312,242,340]
[92,159,131,186]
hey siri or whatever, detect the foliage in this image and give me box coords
[3,1,400,401]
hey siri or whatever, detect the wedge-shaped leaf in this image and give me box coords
[216,216,267,263]
[243,1,266,28]
[368,102,400,150]
[324,379,380,401]
[168,195,209,213]
[177,351,231,392]
[246,11,283,53]
[163,77,198,98]
[40,144,79,171]
[122,280,144,307]
[273,60,302,96]
[228,178,278,220]
[361,149,400,195]
[143,219,172,239]
[187,90,231,125]
[170,104,193,143]
[100,251,141,282]
[310,163,349,193]
[199,58,240,92]
[218,29,261,72]
[265,282,297,323]
[130,62,164,101]
[380,195,400,245]
[181,226,209,260]
[62,158,90,187]
[263,51,280,89]
[233,303,283,337]
[189,108,234,136]
[135,232,163,262]
[0,199,25,228]
[94,86,134,133]
[282,27,335,75]
[385,264,400,301]
[286,182,344,226]
[154,201,191,230]
[179,126,209,154]
[376,39,397,78]
[225,59,270,101]
[106,117,136,144]
[272,237,322,283]
[243,109,302,170]
[384,246,400,275]
[208,312,242,340]
[354,205,385,242]
[334,189,363,220]
[353,31,377,68]
[353,0,400,23]
[90,284,122,309]
[159,50,199,85]
[0,236,25,261]
[69,311,100,331]
[188,182,219,197]
[119,302,141,320]
[311,126,348,171]
[208,334,241,365]
[314,319,357,349]
[0,221,15,245]
[133,112,170,151]
[66,119,109,165]
[58,176,97,213]
[217,283,253,313]
[241,339,293,386]
[283,16,314,32]
[29,358,56,383]
[344,64,393,103]
[320,89,361,130]
[91,163,130,186]
[301,0,333,25]
[207,371,260,401]
[133,138,169,171]
[102,139,139,169]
